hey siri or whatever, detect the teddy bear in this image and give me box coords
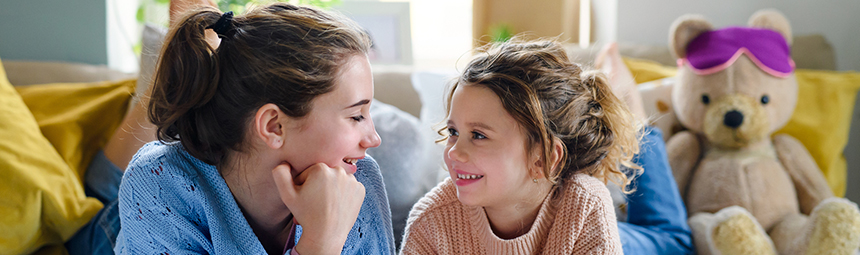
[665,9,860,255]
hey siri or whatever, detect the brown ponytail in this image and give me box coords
[441,39,640,192]
[571,70,641,190]
[148,3,371,166]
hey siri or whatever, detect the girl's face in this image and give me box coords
[444,84,538,208]
[283,54,381,174]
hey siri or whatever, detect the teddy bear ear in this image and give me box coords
[669,14,713,60]
[748,9,793,45]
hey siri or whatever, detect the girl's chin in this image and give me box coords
[454,189,483,207]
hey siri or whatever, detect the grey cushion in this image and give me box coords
[133,24,167,107]
[367,99,443,247]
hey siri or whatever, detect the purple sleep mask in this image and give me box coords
[678,26,795,78]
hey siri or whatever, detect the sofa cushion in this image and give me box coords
[3,61,134,86]
[367,99,444,246]
[15,79,136,181]
[134,24,168,108]
[373,65,421,118]
[0,58,103,254]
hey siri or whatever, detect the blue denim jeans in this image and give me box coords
[64,150,122,255]
[618,127,693,255]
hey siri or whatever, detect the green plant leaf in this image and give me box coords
[489,23,514,42]
[133,42,143,56]
[297,0,342,9]
[136,7,145,23]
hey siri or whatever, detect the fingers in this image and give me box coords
[273,161,363,208]
[272,163,297,205]
[293,163,324,186]
[274,161,366,253]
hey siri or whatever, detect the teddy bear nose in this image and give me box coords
[723,110,744,128]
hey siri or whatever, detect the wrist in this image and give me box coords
[294,235,343,255]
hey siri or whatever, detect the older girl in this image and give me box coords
[114,2,394,254]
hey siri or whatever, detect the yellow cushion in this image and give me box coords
[623,57,678,84]
[0,60,103,253]
[15,79,136,182]
[624,57,860,197]
[775,71,860,197]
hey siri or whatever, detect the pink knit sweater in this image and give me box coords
[399,173,622,255]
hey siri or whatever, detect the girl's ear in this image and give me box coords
[531,138,565,180]
[548,138,564,174]
[254,103,287,149]
[529,145,544,179]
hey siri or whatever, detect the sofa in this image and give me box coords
[3,32,858,253]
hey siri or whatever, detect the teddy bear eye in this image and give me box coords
[701,94,710,105]
[760,95,770,105]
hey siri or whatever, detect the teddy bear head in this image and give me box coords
[669,9,798,149]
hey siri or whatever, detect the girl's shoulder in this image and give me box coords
[115,142,253,254]
[556,173,614,208]
[121,141,221,206]
[125,141,212,180]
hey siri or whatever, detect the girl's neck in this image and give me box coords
[221,151,292,254]
[482,181,553,239]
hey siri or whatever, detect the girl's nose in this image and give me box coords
[446,141,468,163]
[361,126,382,148]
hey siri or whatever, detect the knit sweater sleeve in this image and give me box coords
[339,155,397,255]
[114,143,213,254]
[572,178,623,255]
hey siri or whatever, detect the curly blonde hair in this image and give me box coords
[440,39,641,192]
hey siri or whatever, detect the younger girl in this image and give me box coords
[114,2,394,254]
[400,40,640,254]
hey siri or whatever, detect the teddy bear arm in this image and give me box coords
[773,134,834,215]
[666,130,702,200]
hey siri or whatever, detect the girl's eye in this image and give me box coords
[351,115,365,122]
[472,132,486,140]
[448,128,459,137]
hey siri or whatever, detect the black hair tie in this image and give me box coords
[207,11,234,38]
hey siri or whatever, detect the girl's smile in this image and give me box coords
[444,84,540,208]
[454,169,485,186]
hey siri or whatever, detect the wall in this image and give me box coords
[473,0,580,45]
[615,0,860,72]
[0,0,107,66]
[107,0,141,73]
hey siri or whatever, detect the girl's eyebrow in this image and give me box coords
[345,99,371,109]
[468,122,495,132]
[447,120,495,132]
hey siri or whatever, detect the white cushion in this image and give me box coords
[638,77,680,141]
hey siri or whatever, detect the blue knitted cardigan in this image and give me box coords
[114,142,395,254]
